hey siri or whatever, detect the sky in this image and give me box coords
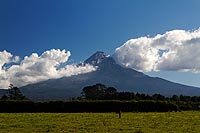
[1,0,200,88]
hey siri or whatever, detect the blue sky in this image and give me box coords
[1,0,200,87]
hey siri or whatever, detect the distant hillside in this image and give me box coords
[0,89,7,98]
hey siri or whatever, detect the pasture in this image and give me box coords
[0,111,199,133]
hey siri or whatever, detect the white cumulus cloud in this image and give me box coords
[0,49,96,88]
[113,28,200,73]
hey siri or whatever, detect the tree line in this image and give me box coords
[0,83,200,112]
[0,100,178,113]
[81,83,200,103]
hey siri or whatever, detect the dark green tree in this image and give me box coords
[172,95,179,101]
[152,94,165,100]
[82,83,107,100]
[82,84,119,100]
[7,84,27,100]
[104,87,117,99]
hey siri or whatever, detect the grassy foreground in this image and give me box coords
[0,111,200,133]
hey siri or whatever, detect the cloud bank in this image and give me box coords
[0,49,96,88]
[113,28,200,73]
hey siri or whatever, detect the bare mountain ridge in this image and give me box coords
[15,51,200,100]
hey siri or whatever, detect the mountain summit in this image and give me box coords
[18,51,200,100]
[84,51,107,66]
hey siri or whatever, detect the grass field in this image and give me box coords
[0,111,200,133]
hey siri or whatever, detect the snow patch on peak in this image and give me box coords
[84,51,107,66]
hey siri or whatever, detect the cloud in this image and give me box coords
[0,49,96,88]
[113,28,200,73]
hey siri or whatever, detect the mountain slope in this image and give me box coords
[19,51,200,100]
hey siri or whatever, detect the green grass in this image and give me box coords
[0,111,200,133]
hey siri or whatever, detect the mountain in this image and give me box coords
[3,51,200,100]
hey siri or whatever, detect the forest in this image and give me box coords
[0,83,200,112]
